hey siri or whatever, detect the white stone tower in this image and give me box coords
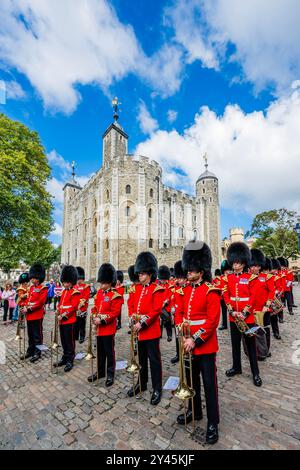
[195,154,221,270]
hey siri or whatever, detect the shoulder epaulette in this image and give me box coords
[267,274,273,280]
[41,284,48,290]
[175,287,185,296]
[112,291,122,300]
[128,285,136,294]
[249,274,258,282]
[71,289,80,295]
[205,283,221,294]
[153,285,165,294]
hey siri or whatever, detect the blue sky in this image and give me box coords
[1,0,300,247]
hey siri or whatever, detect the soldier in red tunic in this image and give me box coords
[127,265,139,334]
[20,263,48,363]
[127,252,165,405]
[222,242,262,387]
[88,264,123,386]
[74,267,90,344]
[250,250,275,356]
[54,265,81,373]
[217,260,232,330]
[116,270,125,330]
[271,258,283,333]
[278,257,294,315]
[169,260,188,364]
[158,265,173,342]
[174,241,221,445]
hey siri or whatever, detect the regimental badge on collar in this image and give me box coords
[34,288,40,292]
[259,277,266,282]
[239,278,249,284]
[104,296,110,302]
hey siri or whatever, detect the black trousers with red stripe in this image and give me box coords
[74,314,87,341]
[97,335,115,379]
[138,338,162,392]
[230,321,259,376]
[27,319,43,355]
[59,323,75,364]
[186,353,219,425]
[270,313,280,336]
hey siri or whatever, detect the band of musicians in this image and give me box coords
[14,239,297,446]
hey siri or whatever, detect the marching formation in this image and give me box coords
[9,239,297,446]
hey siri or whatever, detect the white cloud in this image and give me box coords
[52,223,62,236]
[0,0,185,113]
[138,101,158,135]
[136,86,300,215]
[5,80,26,100]
[47,177,64,204]
[167,109,178,123]
[167,0,300,94]
[47,150,71,173]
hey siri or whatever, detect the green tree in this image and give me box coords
[248,209,298,258]
[0,113,53,271]
[23,241,61,270]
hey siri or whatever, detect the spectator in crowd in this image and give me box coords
[53,281,63,310]
[46,279,55,309]
[2,282,16,324]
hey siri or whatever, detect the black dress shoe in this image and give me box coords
[177,410,203,425]
[279,318,284,324]
[171,355,179,364]
[117,325,121,330]
[274,333,281,340]
[53,359,66,368]
[292,304,298,308]
[30,353,41,363]
[267,352,272,357]
[105,378,114,387]
[127,384,147,397]
[167,336,172,342]
[20,351,33,360]
[206,423,219,445]
[64,363,73,373]
[87,372,105,382]
[150,390,162,406]
[218,326,227,331]
[225,368,242,377]
[253,375,262,387]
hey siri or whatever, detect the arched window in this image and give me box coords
[193,230,197,241]
[126,206,130,217]
[178,227,184,238]
[126,184,131,194]
[84,247,86,256]
[203,189,205,194]
[105,239,109,249]
[149,239,153,248]
[106,190,110,201]
[163,243,167,248]
[148,208,152,218]
[93,216,97,234]
[150,188,154,198]
[94,243,97,253]
[75,249,77,259]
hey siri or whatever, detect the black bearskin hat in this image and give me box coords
[19,272,29,284]
[170,268,175,278]
[271,258,281,270]
[264,258,273,271]
[117,270,124,284]
[215,269,221,277]
[285,258,289,268]
[135,252,158,282]
[97,263,117,286]
[277,257,286,268]
[158,265,171,281]
[250,248,266,268]
[174,260,186,279]
[76,266,85,280]
[29,263,46,283]
[61,265,78,286]
[128,265,139,283]
[227,242,251,267]
[182,240,212,273]
[221,259,231,274]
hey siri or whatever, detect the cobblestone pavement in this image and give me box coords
[1,287,300,450]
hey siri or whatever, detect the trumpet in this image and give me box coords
[126,314,141,398]
[172,321,195,434]
[85,314,97,382]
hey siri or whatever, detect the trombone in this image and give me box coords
[172,321,196,434]
[85,314,96,382]
[15,308,26,364]
[50,309,60,373]
[126,314,142,398]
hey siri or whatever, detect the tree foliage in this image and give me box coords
[0,113,54,271]
[248,209,298,258]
